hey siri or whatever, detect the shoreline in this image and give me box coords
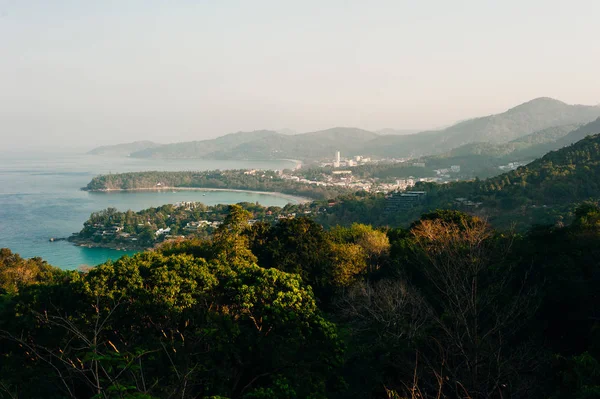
[279,159,303,170]
[87,186,313,204]
[70,240,148,252]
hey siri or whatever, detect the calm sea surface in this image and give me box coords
[0,151,296,269]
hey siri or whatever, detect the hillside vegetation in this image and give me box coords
[410,119,600,179]
[320,132,600,229]
[129,128,377,160]
[84,170,351,200]
[363,98,600,158]
[2,204,600,398]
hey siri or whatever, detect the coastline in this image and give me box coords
[87,186,313,204]
[68,238,148,252]
[280,159,303,170]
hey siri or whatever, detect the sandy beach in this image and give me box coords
[90,186,313,204]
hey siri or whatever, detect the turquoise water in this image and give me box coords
[0,151,296,269]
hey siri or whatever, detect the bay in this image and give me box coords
[0,151,297,269]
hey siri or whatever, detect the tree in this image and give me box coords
[329,243,367,287]
[409,215,537,397]
[0,251,342,398]
[329,224,390,274]
[249,218,332,296]
[213,204,257,264]
[0,248,62,294]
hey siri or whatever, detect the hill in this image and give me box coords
[507,118,600,161]
[375,128,421,135]
[87,141,161,156]
[322,132,600,229]
[420,132,600,225]
[89,98,600,162]
[130,130,282,159]
[362,98,600,158]
[130,127,378,161]
[413,124,582,178]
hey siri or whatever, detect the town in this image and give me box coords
[278,150,458,193]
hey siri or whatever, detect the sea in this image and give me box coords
[0,151,298,270]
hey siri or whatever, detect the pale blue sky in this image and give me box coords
[1,0,599,149]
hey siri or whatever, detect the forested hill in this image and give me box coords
[475,132,600,200]
[130,130,282,159]
[362,98,600,158]
[129,127,378,160]
[323,133,600,229]
[411,120,600,180]
[422,133,600,219]
[83,170,351,200]
[87,140,161,156]
[3,204,600,397]
[503,117,600,161]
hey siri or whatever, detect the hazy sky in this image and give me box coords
[1,0,599,150]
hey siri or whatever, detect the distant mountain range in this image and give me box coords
[88,141,161,156]
[127,128,378,161]
[375,128,422,135]
[421,117,600,174]
[88,98,600,161]
[363,98,600,158]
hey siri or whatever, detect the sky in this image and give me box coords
[1,0,600,150]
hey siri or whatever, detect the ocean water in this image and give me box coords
[0,151,297,269]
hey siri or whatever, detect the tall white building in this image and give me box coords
[333,151,341,168]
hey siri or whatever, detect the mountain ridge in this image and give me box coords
[363,98,600,158]
[88,141,161,156]
[88,98,600,161]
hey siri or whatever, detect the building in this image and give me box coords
[395,178,415,190]
[155,227,171,236]
[451,165,461,173]
[333,151,341,168]
[385,191,427,212]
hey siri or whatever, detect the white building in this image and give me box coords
[396,178,415,190]
[155,227,171,236]
[333,151,341,168]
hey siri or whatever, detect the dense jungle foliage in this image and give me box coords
[2,203,600,398]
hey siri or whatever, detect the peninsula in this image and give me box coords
[68,200,327,250]
[83,169,353,200]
